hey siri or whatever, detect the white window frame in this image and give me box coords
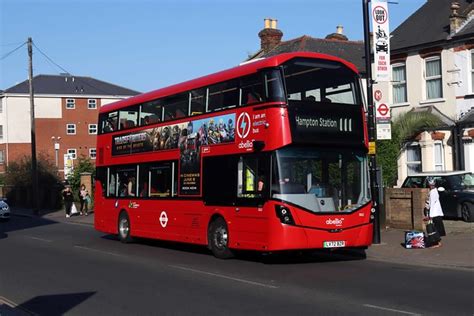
[89,148,96,159]
[66,99,75,109]
[67,148,77,159]
[433,141,445,171]
[66,124,76,135]
[88,124,98,135]
[470,49,474,94]
[88,99,97,109]
[425,56,443,100]
[406,142,422,175]
[392,62,407,104]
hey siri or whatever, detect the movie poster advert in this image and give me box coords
[178,113,235,195]
[111,113,236,196]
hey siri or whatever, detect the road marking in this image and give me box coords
[74,245,123,257]
[170,265,279,289]
[0,295,38,315]
[363,304,421,315]
[25,236,52,243]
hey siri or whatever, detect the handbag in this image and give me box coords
[425,220,441,246]
[71,203,79,215]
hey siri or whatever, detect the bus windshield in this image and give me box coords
[272,146,370,213]
[283,58,361,105]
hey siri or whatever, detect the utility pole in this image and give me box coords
[362,0,381,244]
[28,37,39,215]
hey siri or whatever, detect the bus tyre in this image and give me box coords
[118,212,133,243]
[208,217,234,259]
[461,203,473,222]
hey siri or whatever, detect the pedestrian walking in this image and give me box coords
[79,184,89,215]
[62,186,74,218]
[424,177,446,247]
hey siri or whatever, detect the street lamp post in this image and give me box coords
[51,136,61,169]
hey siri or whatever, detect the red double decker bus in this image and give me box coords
[95,52,373,258]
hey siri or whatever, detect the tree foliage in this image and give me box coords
[66,156,95,196]
[5,154,60,188]
[376,111,442,187]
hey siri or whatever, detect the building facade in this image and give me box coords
[374,0,474,186]
[0,74,139,178]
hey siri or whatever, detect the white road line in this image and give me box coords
[363,304,422,315]
[170,265,279,289]
[74,245,123,257]
[25,236,52,243]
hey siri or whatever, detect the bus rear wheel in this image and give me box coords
[208,217,234,259]
[118,212,133,243]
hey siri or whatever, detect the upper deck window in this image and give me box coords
[207,79,239,112]
[163,93,189,120]
[118,106,139,130]
[140,99,163,125]
[283,58,360,105]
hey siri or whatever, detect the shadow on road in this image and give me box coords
[17,292,96,316]
[101,234,367,264]
[0,215,58,237]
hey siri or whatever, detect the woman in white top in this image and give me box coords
[425,177,446,241]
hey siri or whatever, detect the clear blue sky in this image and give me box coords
[1,0,425,93]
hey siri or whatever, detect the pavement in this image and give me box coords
[8,207,474,271]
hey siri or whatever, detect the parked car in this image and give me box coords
[0,199,10,221]
[401,171,474,222]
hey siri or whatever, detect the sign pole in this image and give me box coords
[363,0,381,244]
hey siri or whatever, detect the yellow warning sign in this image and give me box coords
[369,141,376,155]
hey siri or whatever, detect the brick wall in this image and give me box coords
[384,188,429,230]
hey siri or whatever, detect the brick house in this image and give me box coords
[0,74,139,178]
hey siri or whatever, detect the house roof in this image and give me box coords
[3,74,140,96]
[391,0,474,52]
[249,35,366,74]
[409,105,455,127]
[458,107,474,127]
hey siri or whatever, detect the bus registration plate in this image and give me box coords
[323,241,346,248]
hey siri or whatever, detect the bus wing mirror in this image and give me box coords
[253,140,265,152]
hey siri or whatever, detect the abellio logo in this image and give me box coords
[326,218,344,226]
[236,112,251,139]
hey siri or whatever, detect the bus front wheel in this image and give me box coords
[118,212,133,243]
[208,217,234,259]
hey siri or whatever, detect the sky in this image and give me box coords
[0,0,426,93]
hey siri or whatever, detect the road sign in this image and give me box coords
[372,0,390,82]
[374,90,382,102]
[377,122,392,140]
[376,103,390,120]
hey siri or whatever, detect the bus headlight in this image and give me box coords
[275,206,295,225]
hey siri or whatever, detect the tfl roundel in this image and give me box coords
[236,112,251,139]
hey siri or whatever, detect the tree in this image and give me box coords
[67,156,95,196]
[4,154,61,208]
[376,111,442,187]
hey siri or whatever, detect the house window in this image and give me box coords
[67,148,77,159]
[406,143,422,175]
[88,99,97,109]
[434,142,444,171]
[89,148,96,159]
[425,56,442,99]
[66,99,75,109]
[0,150,4,164]
[392,63,407,103]
[88,124,98,134]
[66,124,76,135]
[0,125,3,140]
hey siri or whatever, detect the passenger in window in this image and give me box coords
[305,95,316,101]
[127,176,136,197]
[246,92,262,104]
[257,176,265,192]
[104,118,116,132]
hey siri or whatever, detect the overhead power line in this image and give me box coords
[0,41,27,61]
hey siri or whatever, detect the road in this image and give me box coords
[0,215,472,316]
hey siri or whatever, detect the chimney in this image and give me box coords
[258,18,283,53]
[450,1,465,34]
[325,25,348,41]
